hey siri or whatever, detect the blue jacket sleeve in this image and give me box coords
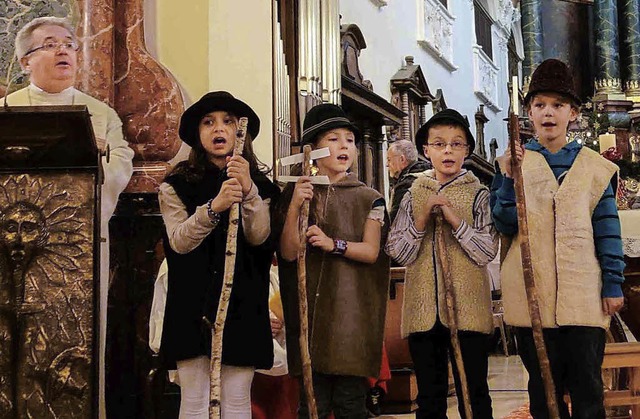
[490,172,518,235]
[592,180,626,298]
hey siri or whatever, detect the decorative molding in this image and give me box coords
[473,45,502,112]
[625,80,640,96]
[496,28,509,53]
[370,0,388,6]
[496,0,520,31]
[595,77,623,95]
[416,0,459,72]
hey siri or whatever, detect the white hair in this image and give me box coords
[14,17,77,60]
[389,139,419,163]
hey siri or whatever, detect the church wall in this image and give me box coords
[339,0,513,153]
[148,0,275,169]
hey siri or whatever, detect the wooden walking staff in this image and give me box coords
[209,117,248,419]
[275,146,330,419]
[435,213,473,419]
[296,144,319,419]
[508,77,560,418]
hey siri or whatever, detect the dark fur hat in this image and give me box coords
[524,59,580,106]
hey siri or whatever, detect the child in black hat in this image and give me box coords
[276,103,390,418]
[158,91,280,418]
[385,108,498,419]
[492,58,625,418]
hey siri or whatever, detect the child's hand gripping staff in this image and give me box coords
[209,117,248,419]
[508,78,560,419]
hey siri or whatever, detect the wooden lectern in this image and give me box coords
[0,105,101,418]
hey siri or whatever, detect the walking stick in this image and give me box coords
[435,213,473,419]
[209,117,248,419]
[296,144,319,419]
[508,79,560,418]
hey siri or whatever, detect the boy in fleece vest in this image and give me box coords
[491,58,625,419]
[386,109,498,419]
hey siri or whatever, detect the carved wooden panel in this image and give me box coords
[0,173,96,418]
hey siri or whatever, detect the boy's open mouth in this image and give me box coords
[541,122,556,127]
[56,60,71,67]
[337,154,349,161]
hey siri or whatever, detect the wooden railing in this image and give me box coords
[602,342,640,416]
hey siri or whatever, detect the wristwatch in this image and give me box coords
[206,198,221,225]
[330,238,348,255]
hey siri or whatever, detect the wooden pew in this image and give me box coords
[602,342,640,416]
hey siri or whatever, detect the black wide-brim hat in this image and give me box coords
[524,58,581,105]
[301,103,360,145]
[415,109,475,157]
[179,91,260,148]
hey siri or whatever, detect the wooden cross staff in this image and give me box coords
[209,117,248,419]
[277,146,331,419]
[509,77,560,418]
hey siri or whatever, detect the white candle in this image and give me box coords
[598,133,616,153]
[512,76,519,115]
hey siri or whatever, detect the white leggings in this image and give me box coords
[176,356,255,419]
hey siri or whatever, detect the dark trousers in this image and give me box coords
[515,326,606,419]
[408,321,493,419]
[298,372,368,419]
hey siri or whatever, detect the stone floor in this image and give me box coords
[379,355,530,419]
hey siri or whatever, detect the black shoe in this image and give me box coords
[366,385,384,417]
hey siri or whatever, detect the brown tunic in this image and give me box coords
[278,174,390,378]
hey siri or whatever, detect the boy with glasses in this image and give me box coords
[386,109,498,418]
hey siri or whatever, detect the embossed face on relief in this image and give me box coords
[0,202,48,268]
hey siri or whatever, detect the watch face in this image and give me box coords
[333,239,347,254]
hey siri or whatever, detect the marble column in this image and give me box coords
[113,0,183,193]
[520,0,543,91]
[594,0,624,97]
[620,0,640,97]
[76,0,115,105]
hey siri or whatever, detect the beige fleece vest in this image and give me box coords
[502,147,618,329]
[402,171,493,337]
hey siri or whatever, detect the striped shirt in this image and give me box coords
[490,139,625,298]
[385,170,499,267]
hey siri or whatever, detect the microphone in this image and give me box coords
[3,71,28,109]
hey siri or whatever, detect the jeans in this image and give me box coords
[516,326,606,419]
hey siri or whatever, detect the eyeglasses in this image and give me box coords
[426,141,469,151]
[24,40,79,56]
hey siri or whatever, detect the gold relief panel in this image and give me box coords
[0,174,95,418]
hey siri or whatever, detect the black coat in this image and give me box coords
[389,159,431,222]
[160,163,280,369]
